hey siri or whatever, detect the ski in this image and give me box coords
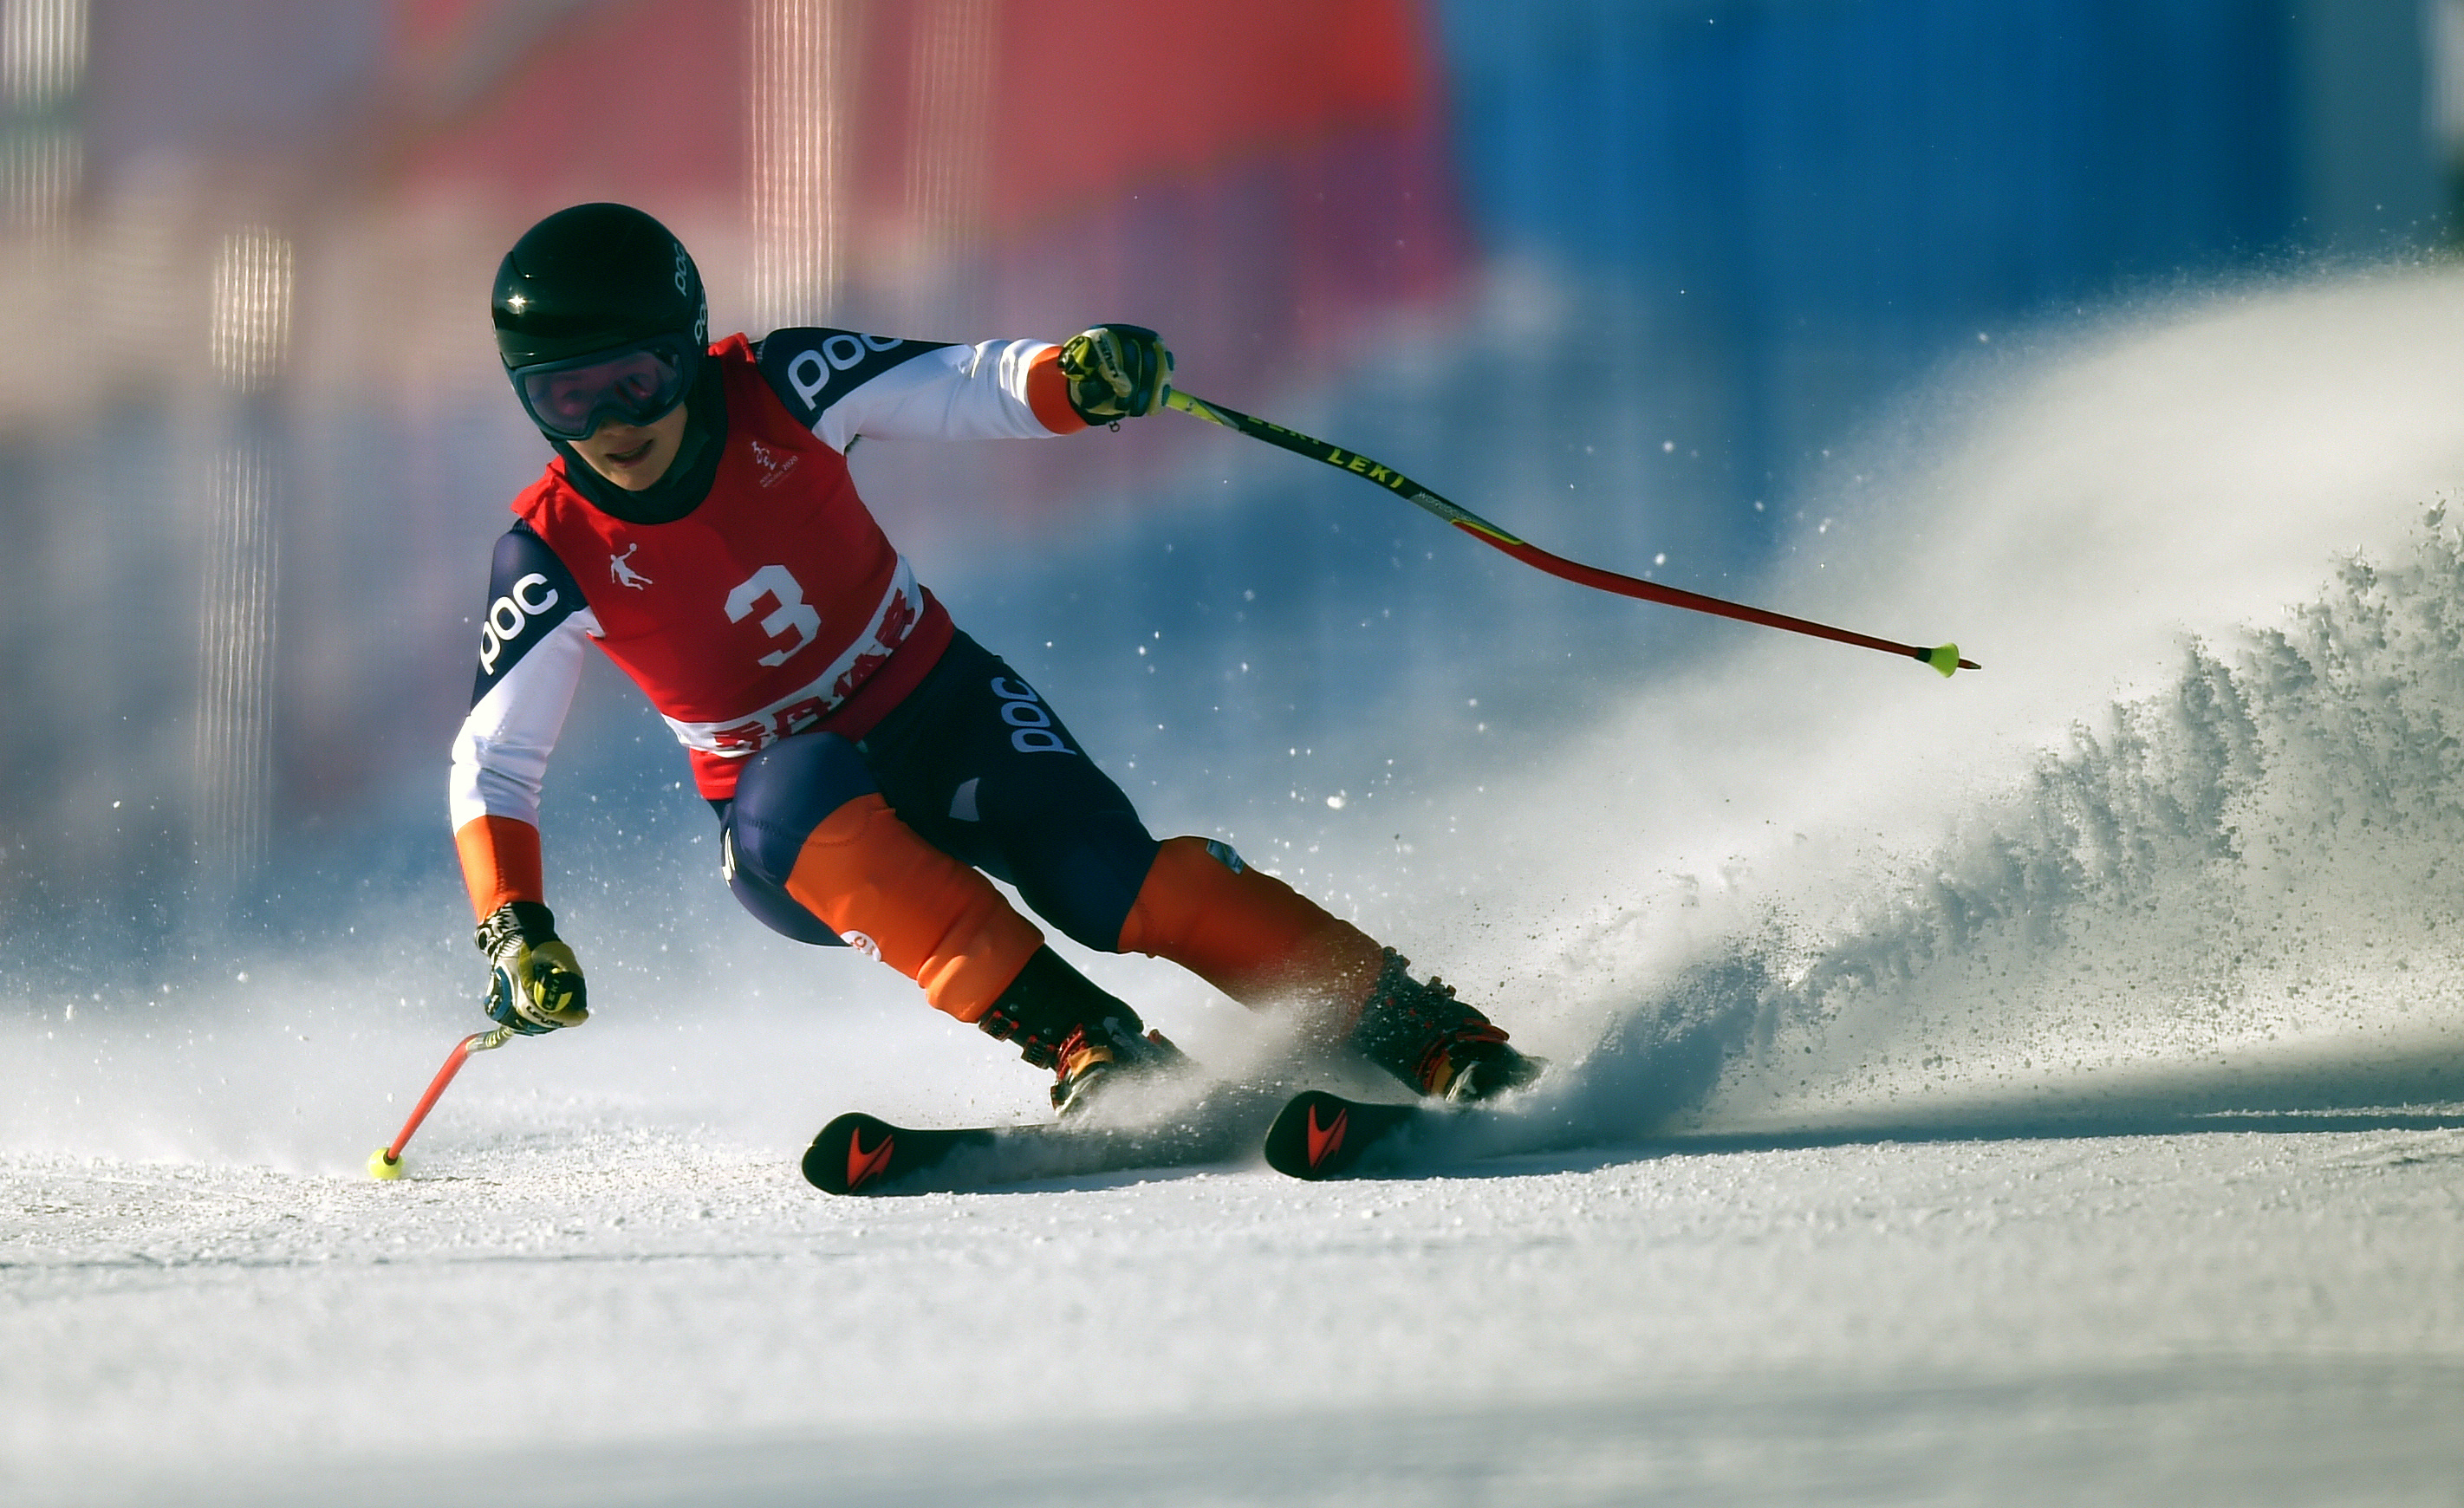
[805,1089,1273,1195]
[1261,1089,1451,1180]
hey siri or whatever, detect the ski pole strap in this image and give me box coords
[1161,388,1979,675]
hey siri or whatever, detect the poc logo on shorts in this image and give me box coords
[991,677,1073,754]
[478,573,559,674]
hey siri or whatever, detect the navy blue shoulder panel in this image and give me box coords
[752,328,952,426]
[471,519,588,707]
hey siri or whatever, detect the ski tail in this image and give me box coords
[1260,1090,1427,1180]
[805,1112,990,1195]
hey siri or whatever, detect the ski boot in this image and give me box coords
[978,946,1192,1116]
[1045,1021,1193,1116]
[1347,949,1544,1103]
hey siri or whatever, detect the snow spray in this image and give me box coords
[1400,264,2464,1147]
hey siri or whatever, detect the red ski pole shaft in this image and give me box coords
[1162,388,1980,676]
[377,1025,514,1170]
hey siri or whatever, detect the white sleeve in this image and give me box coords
[816,339,1058,449]
[756,329,1069,452]
[448,608,597,831]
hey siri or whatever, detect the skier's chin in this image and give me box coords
[588,435,666,488]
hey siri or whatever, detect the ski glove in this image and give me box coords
[476,900,588,1035]
[1059,324,1173,422]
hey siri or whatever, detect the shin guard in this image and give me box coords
[1115,836,1385,1030]
[783,794,1043,1023]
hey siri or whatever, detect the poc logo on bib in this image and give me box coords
[991,677,1072,754]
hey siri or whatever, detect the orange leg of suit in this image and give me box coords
[1115,836,1387,1037]
[781,794,1045,1024]
[782,804,1382,1035]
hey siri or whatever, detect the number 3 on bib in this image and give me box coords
[725,564,821,666]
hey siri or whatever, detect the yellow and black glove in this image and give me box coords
[1059,323,1174,422]
[476,900,588,1035]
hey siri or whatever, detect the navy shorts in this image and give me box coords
[715,632,1161,952]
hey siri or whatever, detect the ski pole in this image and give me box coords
[1162,388,1979,676]
[367,1025,516,1180]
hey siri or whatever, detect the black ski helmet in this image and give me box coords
[491,203,709,372]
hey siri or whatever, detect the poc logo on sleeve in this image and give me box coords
[478,573,559,674]
[784,334,906,411]
[990,677,1073,754]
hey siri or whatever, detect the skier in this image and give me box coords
[450,202,1540,1115]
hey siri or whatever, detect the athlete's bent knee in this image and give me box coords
[783,793,1043,1020]
[721,733,881,945]
[728,734,877,883]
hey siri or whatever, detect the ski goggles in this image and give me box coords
[510,336,699,441]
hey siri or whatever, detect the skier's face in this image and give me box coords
[568,401,690,491]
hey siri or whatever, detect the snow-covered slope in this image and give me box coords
[10,269,2464,1505]
[9,1123,2462,1507]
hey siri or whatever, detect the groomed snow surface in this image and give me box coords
[10,1113,2464,1505]
[14,268,2464,1504]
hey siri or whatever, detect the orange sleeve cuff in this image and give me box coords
[454,815,543,922]
[1025,345,1088,435]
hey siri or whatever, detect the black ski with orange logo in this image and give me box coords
[1259,1090,1435,1180]
[804,1113,995,1194]
[803,1092,1272,1195]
